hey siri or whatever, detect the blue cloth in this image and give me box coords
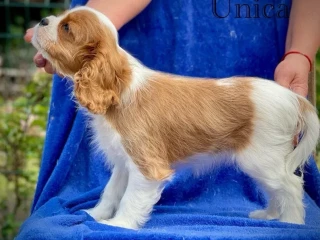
[17,0,320,239]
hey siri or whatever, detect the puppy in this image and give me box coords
[32,7,319,229]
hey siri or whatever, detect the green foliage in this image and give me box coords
[316,52,320,113]
[0,73,51,240]
[40,8,64,19]
[1,8,64,68]
[9,16,25,49]
[316,52,320,169]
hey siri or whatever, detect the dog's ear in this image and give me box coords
[74,75,119,114]
[74,42,129,114]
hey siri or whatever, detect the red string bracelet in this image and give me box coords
[281,51,312,72]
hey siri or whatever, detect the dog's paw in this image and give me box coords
[279,215,304,225]
[249,209,279,220]
[83,207,113,221]
[99,218,138,230]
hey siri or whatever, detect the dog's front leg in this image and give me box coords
[99,161,164,229]
[84,165,129,221]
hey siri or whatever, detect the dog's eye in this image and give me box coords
[62,23,69,32]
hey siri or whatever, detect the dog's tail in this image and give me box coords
[286,96,319,174]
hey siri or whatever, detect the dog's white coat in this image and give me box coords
[32,7,319,229]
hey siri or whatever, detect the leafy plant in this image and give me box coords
[316,51,320,169]
[0,72,51,240]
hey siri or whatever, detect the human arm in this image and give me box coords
[274,0,320,97]
[86,0,151,30]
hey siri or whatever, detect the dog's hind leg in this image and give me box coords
[236,143,305,224]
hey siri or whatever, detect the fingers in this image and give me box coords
[274,62,293,89]
[34,52,46,68]
[33,52,56,74]
[291,86,308,97]
[24,28,34,43]
[44,61,56,74]
[274,58,309,146]
[274,58,308,97]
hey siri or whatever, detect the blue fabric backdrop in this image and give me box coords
[17,0,320,239]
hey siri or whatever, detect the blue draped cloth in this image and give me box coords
[17,0,320,239]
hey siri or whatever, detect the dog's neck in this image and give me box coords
[119,49,154,107]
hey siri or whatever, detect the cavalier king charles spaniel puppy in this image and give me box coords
[31,7,319,229]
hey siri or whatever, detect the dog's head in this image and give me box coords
[32,7,131,114]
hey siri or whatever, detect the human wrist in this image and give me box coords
[286,43,317,60]
[282,50,313,72]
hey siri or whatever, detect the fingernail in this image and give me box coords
[26,29,33,35]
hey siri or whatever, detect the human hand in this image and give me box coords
[274,52,312,146]
[274,53,311,97]
[24,28,56,74]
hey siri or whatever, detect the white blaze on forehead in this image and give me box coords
[45,16,61,42]
[68,6,119,42]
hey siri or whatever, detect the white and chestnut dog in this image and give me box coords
[32,7,319,229]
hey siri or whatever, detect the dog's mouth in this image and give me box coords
[31,27,46,53]
[32,26,52,54]
[31,27,54,65]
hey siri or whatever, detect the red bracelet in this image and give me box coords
[281,51,312,72]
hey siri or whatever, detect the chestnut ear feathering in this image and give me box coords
[74,75,119,115]
[74,41,131,114]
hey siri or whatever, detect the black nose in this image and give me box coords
[39,18,49,26]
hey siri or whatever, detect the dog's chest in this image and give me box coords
[90,114,130,166]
